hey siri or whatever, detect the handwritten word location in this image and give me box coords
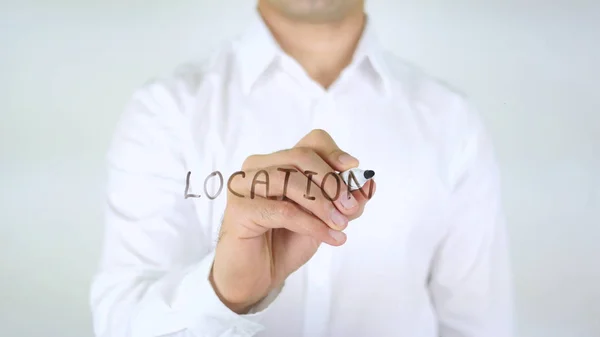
[184,169,374,202]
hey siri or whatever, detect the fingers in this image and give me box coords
[294,129,359,172]
[347,180,376,221]
[241,147,361,216]
[353,179,376,204]
[228,165,349,231]
[231,129,374,237]
[230,196,346,247]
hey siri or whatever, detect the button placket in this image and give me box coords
[310,94,335,130]
[303,245,334,337]
[302,94,336,337]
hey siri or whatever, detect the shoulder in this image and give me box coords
[109,42,238,153]
[385,50,489,138]
[129,42,237,117]
[382,51,475,125]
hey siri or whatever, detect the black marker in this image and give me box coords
[339,168,375,191]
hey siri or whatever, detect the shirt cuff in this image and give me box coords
[171,250,283,336]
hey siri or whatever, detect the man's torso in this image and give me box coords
[165,32,468,336]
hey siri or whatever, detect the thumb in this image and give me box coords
[294,129,359,171]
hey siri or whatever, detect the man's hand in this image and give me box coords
[210,129,376,313]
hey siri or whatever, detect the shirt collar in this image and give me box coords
[236,9,392,96]
[350,15,392,95]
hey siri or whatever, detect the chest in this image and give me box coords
[187,90,448,257]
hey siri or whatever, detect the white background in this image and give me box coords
[1,1,599,336]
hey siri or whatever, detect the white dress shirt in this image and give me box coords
[90,10,514,337]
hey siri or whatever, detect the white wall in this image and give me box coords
[1,1,598,336]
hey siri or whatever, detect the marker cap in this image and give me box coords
[339,168,375,191]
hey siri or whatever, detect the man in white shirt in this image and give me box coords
[90,1,514,336]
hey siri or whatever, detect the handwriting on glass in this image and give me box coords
[184,170,374,201]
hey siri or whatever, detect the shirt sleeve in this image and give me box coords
[428,100,515,337]
[89,80,282,337]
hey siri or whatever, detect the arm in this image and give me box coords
[428,101,514,337]
[89,80,274,337]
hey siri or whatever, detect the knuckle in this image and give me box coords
[309,129,334,144]
[242,154,260,170]
[294,147,314,158]
[309,129,329,138]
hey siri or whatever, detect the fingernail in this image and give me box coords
[330,208,348,228]
[340,191,358,209]
[329,229,346,243]
[338,153,358,165]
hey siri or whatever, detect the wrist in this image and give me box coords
[209,264,257,314]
